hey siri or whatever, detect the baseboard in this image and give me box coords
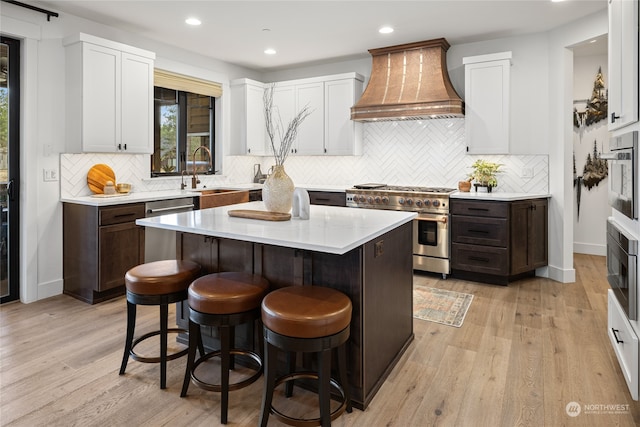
[573,242,606,256]
[546,264,576,283]
[38,279,63,300]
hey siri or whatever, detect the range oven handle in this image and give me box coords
[415,216,448,224]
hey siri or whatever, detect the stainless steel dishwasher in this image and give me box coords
[144,197,195,262]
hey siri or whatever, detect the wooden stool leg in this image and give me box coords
[181,320,200,397]
[284,351,296,397]
[159,303,168,389]
[220,325,231,424]
[259,341,278,427]
[318,348,332,427]
[119,300,136,375]
[338,342,352,413]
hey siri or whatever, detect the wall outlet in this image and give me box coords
[43,168,58,182]
[521,167,534,179]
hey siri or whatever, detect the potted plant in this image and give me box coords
[469,159,502,192]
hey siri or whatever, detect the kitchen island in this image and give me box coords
[136,201,416,410]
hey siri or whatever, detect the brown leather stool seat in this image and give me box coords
[119,260,201,389]
[181,272,269,425]
[259,286,353,427]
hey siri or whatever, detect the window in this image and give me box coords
[151,87,215,176]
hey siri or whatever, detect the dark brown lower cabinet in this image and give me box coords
[308,190,346,207]
[63,203,145,303]
[451,197,548,285]
[175,221,414,411]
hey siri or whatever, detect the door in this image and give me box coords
[0,36,20,304]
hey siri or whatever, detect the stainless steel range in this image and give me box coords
[346,184,456,278]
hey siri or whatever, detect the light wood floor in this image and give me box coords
[2,254,640,426]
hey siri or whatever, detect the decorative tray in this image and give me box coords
[228,209,291,221]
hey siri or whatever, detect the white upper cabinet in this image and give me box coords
[64,33,155,153]
[230,79,268,155]
[608,0,639,131]
[463,52,512,154]
[231,73,363,157]
[324,77,363,155]
[294,82,325,155]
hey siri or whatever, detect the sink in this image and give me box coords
[197,188,250,209]
[194,188,239,195]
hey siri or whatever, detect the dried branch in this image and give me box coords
[264,83,313,166]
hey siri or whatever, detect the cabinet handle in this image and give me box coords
[469,256,490,263]
[124,143,127,150]
[247,148,251,154]
[611,328,624,344]
[469,229,489,234]
[611,112,620,123]
[114,213,136,218]
[468,207,489,212]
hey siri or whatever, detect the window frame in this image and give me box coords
[151,87,215,177]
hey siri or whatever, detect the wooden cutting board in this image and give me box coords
[228,209,291,221]
[87,164,116,194]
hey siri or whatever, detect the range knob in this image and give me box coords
[375,196,381,204]
[406,198,413,206]
[381,196,389,204]
[415,200,423,207]
[423,199,431,207]
[432,200,440,207]
[367,196,374,204]
[359,195,366,203]
[398,198,405,205]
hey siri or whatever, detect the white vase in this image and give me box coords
[262,165,294,213]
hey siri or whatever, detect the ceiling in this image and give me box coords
[33,0,608,70]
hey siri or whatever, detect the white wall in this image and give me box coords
[546,10,609,283]
[572,54,611,256]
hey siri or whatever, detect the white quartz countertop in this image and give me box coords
[60,183,349,206]
[451,191,550,201]
[136,201,416,255]
[60,189,204,206]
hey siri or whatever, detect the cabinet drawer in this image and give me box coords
[452,216,508,247]
[451,243,508,275]
[608,290,639,400]
[309,191,346,207]
[99,204,145,226]
[451,200,508,218]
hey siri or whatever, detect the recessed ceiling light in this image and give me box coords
[264,48,276,55]
[185,17,201,26]
[379,26,394,34]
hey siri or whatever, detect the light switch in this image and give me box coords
[43,168,58,182]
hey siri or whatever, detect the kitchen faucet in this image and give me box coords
[181,170,188,190]
[191,146,213,189]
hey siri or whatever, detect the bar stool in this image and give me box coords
[259,286,353,427]
[181,271,269,424]
[119,259,201,389]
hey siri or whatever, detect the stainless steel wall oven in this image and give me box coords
[604,130,638,219]
[607,218,638,320]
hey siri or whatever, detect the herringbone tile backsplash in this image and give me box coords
[61,119,548,197]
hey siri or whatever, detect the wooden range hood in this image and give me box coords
[351,38,464,121]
